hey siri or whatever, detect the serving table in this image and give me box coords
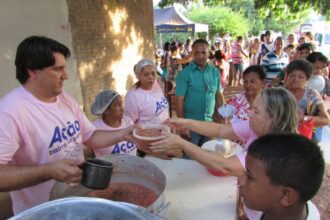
[145,156,238,220]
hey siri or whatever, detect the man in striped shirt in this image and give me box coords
[261,37,289,86]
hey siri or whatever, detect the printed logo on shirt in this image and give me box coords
[155,97,168,116]
[111,141,136,154]
[48,120,81,156]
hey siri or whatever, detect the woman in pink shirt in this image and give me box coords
[150,87,297,176]
[125,58,169,124]
[151,87,298,220]
[125,59,182,158]
[231,36,248,86]
[91,90,137,157]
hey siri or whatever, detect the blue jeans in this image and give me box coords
[183,131,210,159]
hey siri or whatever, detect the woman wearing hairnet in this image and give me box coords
[125,59,182,158]
[125,58,169,124]
[90,90,137,157]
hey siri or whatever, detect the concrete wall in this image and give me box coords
[0,0,83,104]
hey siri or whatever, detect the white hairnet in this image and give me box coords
[134,58,156,79]
[91,90,120,116]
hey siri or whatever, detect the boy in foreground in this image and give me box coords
[239,133,324,220]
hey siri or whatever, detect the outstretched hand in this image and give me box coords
[164,118,189,133]
[149,132,184,153]
[121,125,135,142]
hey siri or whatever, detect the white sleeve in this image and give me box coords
[124,91,140,123]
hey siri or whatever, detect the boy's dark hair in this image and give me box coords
[306,52,329,64]
[15,36,71,84]
[192,39,209,48]
[297,43,314,52]
[248,133,324,202]
[286,59,313,79]
[243,65,266,80]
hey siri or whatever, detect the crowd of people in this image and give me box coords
[0,32,328,220]
[152,31,329,219]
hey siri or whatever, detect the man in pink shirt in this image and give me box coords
[0,36,132,214]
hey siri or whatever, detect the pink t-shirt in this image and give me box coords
[232,120,262,220]
[231,43,243,64]
[0,87,95,214]
[124,82,169,124]
[92,117,136,157]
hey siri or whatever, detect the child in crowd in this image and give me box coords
[239,133,324,220]
[214,49,227,89]
[90,90,136,157]
[296,43,314,59]
[306,52,330,98]
[167,45,182,87]
[284,44,296,61]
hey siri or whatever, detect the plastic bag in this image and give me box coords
[298,117,314,139]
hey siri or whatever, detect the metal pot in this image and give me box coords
[50,155,168,216]
[9,197,164,220]
[80,158,114,190]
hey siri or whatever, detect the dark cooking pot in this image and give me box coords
[80,159,114,190]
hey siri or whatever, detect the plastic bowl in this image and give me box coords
[133,124,170,150]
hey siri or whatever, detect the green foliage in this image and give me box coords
[254,0,330,21]
[187,5,250,38]
[156,0,327,37]
[158,0,190,8]
[159,0,330,21]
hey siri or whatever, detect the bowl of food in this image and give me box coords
[133,124,170,150]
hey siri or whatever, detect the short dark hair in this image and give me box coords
[297,43,313,52]
[260,34,265,42]
[248,133,324,202]
[215,50,226,61]
[192,39,209,48]
[15,36,71,84]
[265,30,271,36]
[163,42,170,51]
[170,45,178,53]
[243,65,266,80]
[285,44,295,49]
[306,52,329,64]
[286,59,313,79]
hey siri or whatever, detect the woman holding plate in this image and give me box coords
[150,87,297,177]
[150,87,298,220]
